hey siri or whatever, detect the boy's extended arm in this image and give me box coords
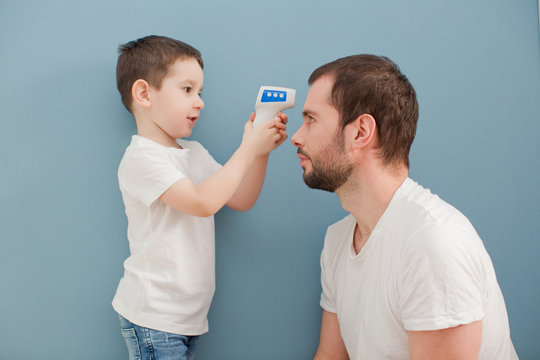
[159,117,286,217]
[226,113,288,211]
[225,155,269,211]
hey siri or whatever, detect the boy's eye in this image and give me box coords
[183,87,192,93]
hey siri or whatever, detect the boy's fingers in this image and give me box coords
[262,117,278,129]
[275,122,287,130]
[278,112,288,124]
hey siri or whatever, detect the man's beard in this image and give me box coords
[300,134,353,193]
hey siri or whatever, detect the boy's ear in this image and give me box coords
[347,113,377,151]
[131,79,152,109]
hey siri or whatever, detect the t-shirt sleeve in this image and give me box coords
[119,148,187,207]
[194,141,222,175]
[398,224,486,331]
[320,229,338,313]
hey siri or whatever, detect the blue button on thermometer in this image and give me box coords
[261,90,287,102]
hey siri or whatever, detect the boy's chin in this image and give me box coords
[175,129,193,139]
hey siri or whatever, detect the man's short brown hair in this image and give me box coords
[116,35,203,113]
[309,55,418,168]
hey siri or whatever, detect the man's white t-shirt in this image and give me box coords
[113,135,222,335]
[320,178,518,359]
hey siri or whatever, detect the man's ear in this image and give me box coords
[348,114,377,151]
[131,79,152,109]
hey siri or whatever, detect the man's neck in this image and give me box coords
[336,163,408,254]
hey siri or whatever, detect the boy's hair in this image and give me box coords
[116,35,204,113]
[309,54,418,168]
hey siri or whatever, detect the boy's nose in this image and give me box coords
[194,97,204,110]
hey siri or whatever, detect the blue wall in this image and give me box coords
[1,0,539,358]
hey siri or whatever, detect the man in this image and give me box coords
[291,55,518,359]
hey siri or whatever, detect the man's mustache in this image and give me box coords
[297,149,310,160]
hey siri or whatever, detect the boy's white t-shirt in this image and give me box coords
[113,135,222,335]
[321,178,518,359]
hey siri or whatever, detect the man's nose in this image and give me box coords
[291,128,304,148]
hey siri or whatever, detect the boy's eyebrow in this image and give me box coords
[178,79,203,90]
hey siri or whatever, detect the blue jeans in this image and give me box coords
[118,314,199,360]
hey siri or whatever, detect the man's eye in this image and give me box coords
[308,116,315,124]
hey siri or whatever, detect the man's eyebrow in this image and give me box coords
[302,109,319,117]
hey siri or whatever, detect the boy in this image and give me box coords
[112,35,288,360]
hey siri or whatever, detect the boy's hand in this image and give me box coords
[273,112,289,146]
[241,112,288,157]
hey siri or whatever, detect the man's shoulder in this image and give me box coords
[395,179,471,230]
[392,180,481,251]
[327,213,355,233]
[323,214,355,250]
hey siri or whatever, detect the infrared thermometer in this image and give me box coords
[252,86,296,126]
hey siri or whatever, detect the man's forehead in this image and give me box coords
[304,76,334,112]
[310,75,334,94]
